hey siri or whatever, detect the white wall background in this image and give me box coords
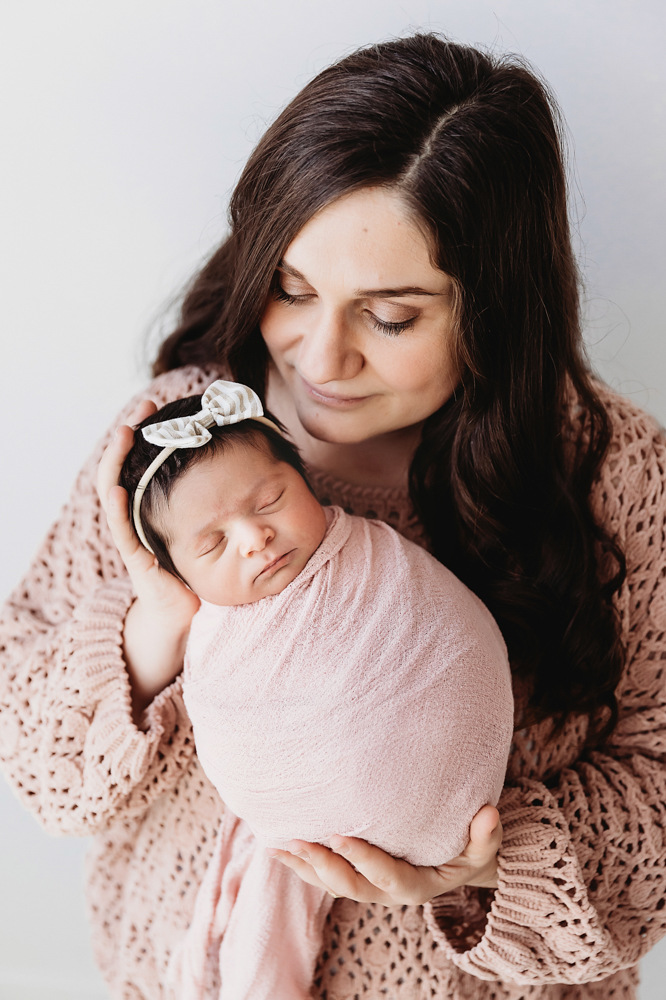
[1,1,665,997]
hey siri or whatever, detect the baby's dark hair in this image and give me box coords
[120,394,313,581]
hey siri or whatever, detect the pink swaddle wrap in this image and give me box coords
[171,506,514,999]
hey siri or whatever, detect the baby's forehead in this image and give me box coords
[166,443,287,534]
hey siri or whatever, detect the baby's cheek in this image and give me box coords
[189,565,229,607]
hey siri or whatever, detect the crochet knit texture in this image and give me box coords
[1,364,665,1000]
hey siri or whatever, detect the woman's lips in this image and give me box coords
[256,549,296,581]
[299,374,373,408]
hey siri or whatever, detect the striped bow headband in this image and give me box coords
[132,379,282,553]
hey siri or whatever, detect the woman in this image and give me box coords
[2,32,665,1000]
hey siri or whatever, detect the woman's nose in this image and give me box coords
[238,521,275,558]
[296,307,364,385]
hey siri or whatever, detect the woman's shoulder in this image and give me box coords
[593,381,664,474]
[307,470,427,548]
[595,380,664,446]
[141,363,227,406]
[587,380,666,531]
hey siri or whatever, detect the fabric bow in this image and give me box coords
[141,380,269,449]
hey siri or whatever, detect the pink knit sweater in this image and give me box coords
[1,364,666,1000]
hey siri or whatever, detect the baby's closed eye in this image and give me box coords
[258,490,285,511]
[199,534,226,557]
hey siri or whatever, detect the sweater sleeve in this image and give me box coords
[0,366,219,835]
[424,401,666,984]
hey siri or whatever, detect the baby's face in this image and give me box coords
[162,440,327,606]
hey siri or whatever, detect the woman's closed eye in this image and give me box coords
[273,282,312,305]
[369,312,417,336]
[273,278,417,335]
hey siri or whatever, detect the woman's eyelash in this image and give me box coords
[273,283,295,304]
[371,316,415,336]
[273,282,305,305]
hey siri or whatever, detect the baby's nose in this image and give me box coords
[239,522,275,557]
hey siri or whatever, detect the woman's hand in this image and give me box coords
[267,804,501,904]
[97,400,201,722]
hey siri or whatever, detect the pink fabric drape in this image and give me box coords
[171,507,514,999]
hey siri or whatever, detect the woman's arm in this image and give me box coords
[0,365,217,835]
[427,409,666,985]
[277,401,666,985]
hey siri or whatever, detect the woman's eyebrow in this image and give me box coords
[278,261,442,298]
[278,260,305,279]
[355,286,441,298]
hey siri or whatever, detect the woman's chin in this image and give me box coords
[297,409,383,445]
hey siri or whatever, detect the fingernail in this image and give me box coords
[332,843,350,855]
[295,850,310,861]
[266,850,279,857]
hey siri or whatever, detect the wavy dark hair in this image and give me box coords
[154,34,625,741]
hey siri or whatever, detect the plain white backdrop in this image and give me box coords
[1,2,665,998]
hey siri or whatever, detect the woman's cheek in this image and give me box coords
[371,339,455,398]
[261,304,293,359]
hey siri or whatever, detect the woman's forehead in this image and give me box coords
[283,187,448,293]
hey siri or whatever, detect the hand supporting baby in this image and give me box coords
[268,804,501,904]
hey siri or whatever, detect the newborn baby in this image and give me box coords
[120,380,514,1000]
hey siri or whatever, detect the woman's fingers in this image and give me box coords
[269,842,383,901]
[105,485,156,573]
[274,807,503,905]
[97,398,159,569]
[468,805,501,856]
[432,805,501,891]
[275,839,441,905]
[128,397,159,424]
[460,805,502,888]
[97,399,157,514]
[265,849,342,895]
[97,403,200,617]
[328,837,443,904]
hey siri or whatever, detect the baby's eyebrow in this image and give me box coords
[189,474,283,544]
[192,520,224,544]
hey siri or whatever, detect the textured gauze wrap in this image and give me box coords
[168,506,514,1000]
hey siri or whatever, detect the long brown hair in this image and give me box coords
[155,34,625,740]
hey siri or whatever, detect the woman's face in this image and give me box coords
[261,187,458,445]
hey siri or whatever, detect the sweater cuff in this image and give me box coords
[47,582,192,812]
[423,781,610,984]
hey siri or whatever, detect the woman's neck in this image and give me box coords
[266,368,420,489]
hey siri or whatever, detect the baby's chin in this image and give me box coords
[201,554,310,607]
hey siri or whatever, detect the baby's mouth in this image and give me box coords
[256,549,296,581]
